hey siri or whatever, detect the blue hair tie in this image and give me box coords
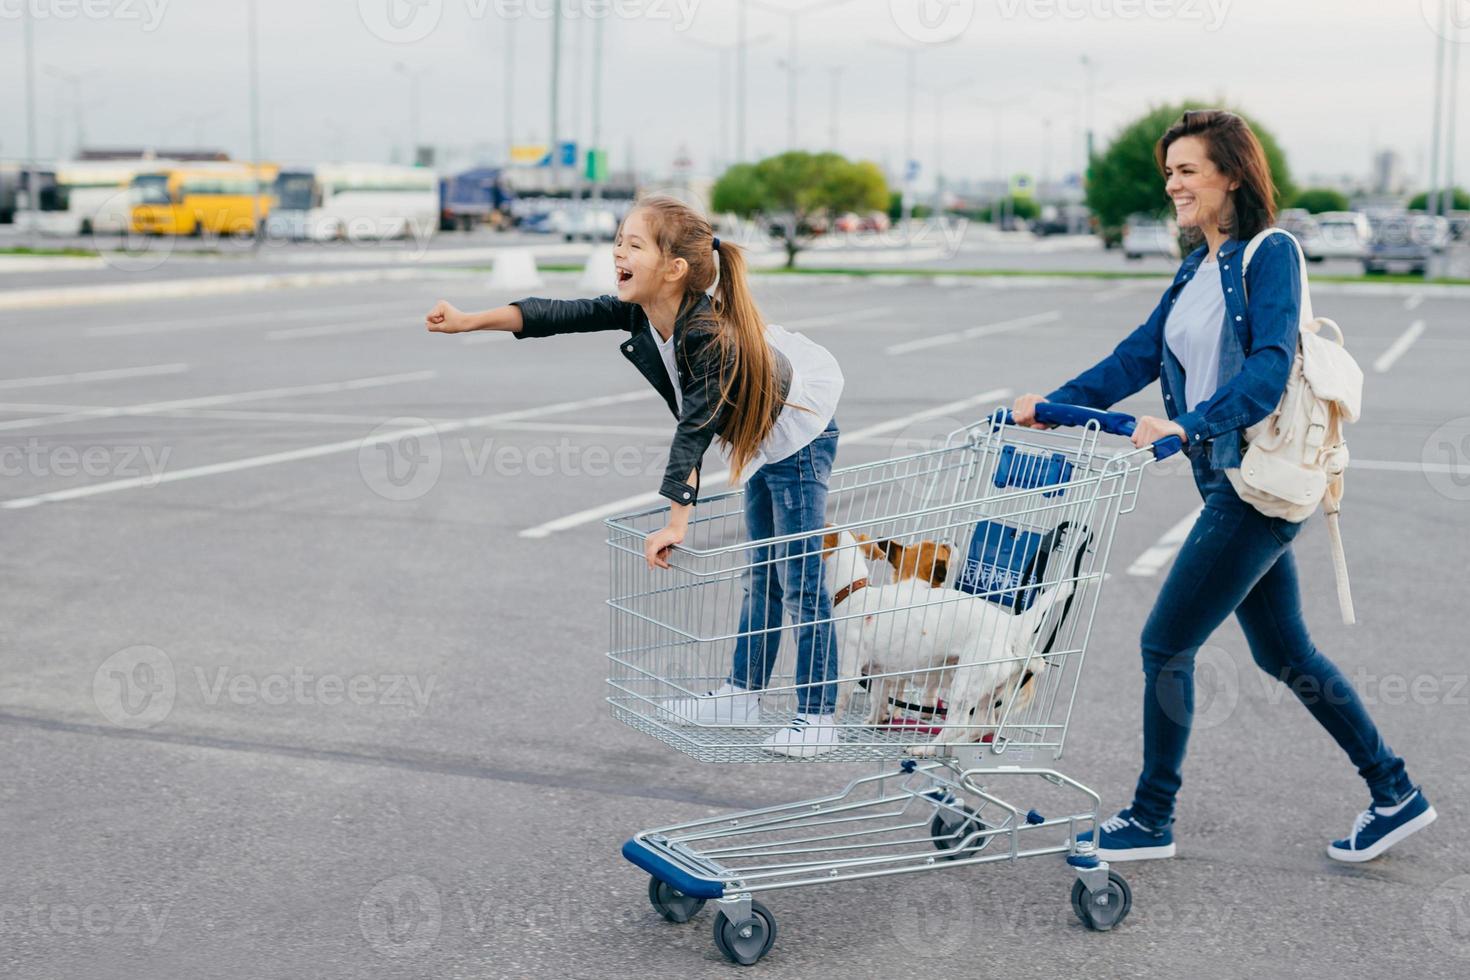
[712,237,721,252]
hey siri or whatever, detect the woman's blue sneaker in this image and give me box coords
[1327,786,1437,863]
[1076,808,1176,861]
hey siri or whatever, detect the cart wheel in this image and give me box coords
[1071,870,1132,931]
[929,806,994,859]
[711,900,777,966]
[647,877,705,923]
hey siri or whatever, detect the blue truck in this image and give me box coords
[438,166,514,232]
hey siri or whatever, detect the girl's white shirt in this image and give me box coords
[655,323,845,483]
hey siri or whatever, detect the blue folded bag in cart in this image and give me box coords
[956,520,1062,612]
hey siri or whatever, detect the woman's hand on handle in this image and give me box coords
[1011,393,1052,430]
[425,300,471,334]
[1131,415,1187,450]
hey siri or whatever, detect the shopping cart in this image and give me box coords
[607,403,1181,965]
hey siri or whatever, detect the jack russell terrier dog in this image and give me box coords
[822,528,1072,755]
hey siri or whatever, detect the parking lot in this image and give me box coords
[2,271,1468,978]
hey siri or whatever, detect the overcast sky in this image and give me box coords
[1,0,1465,190]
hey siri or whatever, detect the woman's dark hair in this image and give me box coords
[1155,109,1277,241]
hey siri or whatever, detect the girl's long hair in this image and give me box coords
[635,194,784,481]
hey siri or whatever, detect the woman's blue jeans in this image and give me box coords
[729,420,840,715]
[1131,452,1412,828]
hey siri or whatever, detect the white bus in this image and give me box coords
[19,159,180,235]
[266,163,439,241]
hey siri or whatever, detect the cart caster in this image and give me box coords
[930,806,994,859]
[711,900,777,966]
[647,877,705,923]
[1071,869,1132,931]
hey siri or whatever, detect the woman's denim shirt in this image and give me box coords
[1045,232,1303,469]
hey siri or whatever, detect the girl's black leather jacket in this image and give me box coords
[511,292,792,505]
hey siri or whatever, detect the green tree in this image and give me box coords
[1291,187,1350,213]
[710,151,889,268]
[1407,187,1470,211]
[1086,102,1294,241]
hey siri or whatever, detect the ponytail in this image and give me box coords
[710,239,784,481]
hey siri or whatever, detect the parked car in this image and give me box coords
[860,211,891,233]
[563,207,618,242]
[1310,211,1371,261]
[1277,211,1324,262]
[1364,214,1450,275]
[1122,214,1180,260]
[832,212,862,234]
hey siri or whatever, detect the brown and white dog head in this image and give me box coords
[858,536,953,587]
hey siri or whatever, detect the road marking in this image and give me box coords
[0,401,102,414]
[0,363,189,391]
[782,307,894,330]
[1373,320,1425,374]
[1404,294,1424,311]
[517,387,1012,539]
[0,371,437,433]
[268,317,415,341]
[0,389,659,510]
[83,301,418,338]
[884,311,1061,355]
[1127,505,1203,576]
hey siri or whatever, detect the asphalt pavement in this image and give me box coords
[1,271,1466,979]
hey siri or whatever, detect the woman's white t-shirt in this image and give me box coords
[1164,257,1226,412]
[654,323,844,480]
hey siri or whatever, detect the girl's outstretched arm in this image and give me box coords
[425,300,523,334]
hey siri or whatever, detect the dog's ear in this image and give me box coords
[881,539,904,567]
[821,530,841,555]
[855,535,888,561]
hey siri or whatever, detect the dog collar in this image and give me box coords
[832,578,868,607]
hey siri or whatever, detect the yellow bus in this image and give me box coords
[130,163,279,236]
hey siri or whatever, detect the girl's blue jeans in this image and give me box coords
[729,419,840,715]
[1131,451,1412,828]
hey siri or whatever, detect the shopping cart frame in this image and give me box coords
[611,405,1182,965]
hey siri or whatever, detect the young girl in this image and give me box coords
[424,195,846,758]
[1014,110,1432,863]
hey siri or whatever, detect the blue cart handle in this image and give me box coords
[999,402,1183,460]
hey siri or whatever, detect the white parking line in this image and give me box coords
[517,387,1012,539]
[83,302,417,338]
[884,311,1061,356]
[1127,505,1202,576]
[782,307,894,330]
[1373,320,1425,374]
[0,371,436,433]
[267,317,414,341]
[1404,294,1424,311]
[0,363,189,391]
[1,389,659,510]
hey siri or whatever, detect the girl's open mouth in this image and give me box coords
[616,267,634,285]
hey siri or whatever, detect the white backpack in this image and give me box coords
[1225,227,1363,625]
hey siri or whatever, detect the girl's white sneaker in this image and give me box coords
[761,713,839,758]
[663,682,761,726]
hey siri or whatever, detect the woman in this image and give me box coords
[1013,110,1434,863]
[425,195,846,758]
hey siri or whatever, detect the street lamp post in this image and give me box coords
[1429,0,1447,217]
[247,0,262,250]
[752,0,853,152]
[21,0,38,246]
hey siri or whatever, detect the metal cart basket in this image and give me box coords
[608,404,1181,965]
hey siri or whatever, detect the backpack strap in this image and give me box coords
[1240,226,1315,325]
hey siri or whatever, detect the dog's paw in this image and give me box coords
[906,744,936,758]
